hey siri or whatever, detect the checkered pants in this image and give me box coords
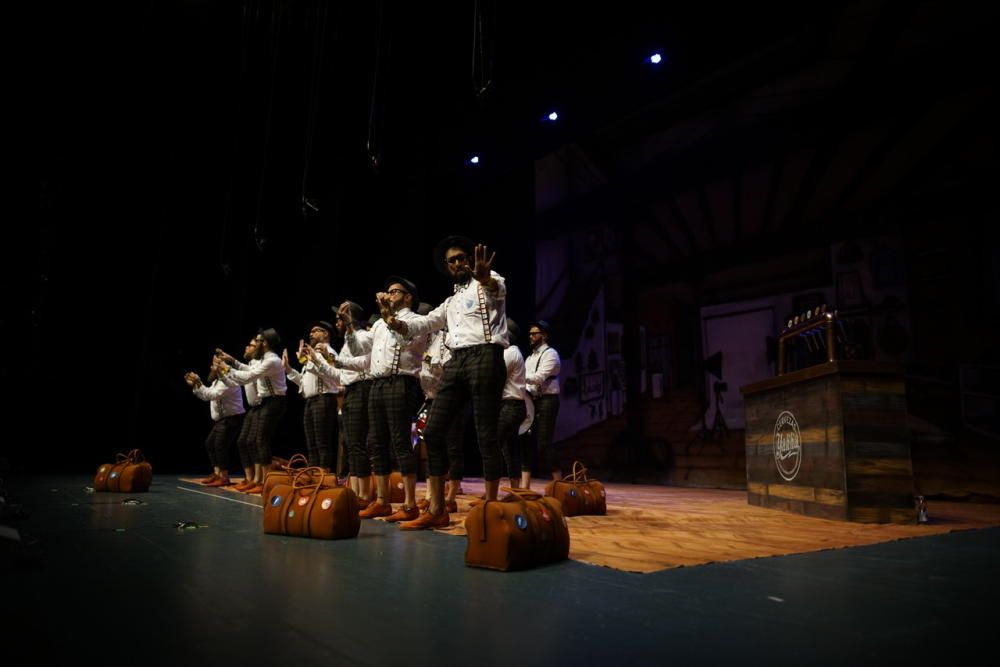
[204,414,244,471]
[533,394,561,475]
[424,398,470,480]
[303,394,336,470]
[497,399,528,478]
[342,380,372,477]
[424,344,505,481]
[249,395,287,465]
[236,407,259,471]
[336,411,349,478]
[368,375,422,476]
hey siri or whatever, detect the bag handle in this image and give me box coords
[291,467,326,494]
[285,453,309,471]
[560,461,588,483]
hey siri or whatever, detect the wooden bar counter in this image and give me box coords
[740,361,916,524]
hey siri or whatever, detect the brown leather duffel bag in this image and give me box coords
[464,488,570,571]
[94,449,153,493]
[263,453,337,497]
[263,468,361,540]
[544,461,607,517]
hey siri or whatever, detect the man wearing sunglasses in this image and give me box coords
[319,278,428,522]
[382,235,509,530]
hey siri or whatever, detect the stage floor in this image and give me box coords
[181,475,1000,573]
[2,475,998,665]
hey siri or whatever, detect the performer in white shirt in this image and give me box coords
[334,277,427,522]
[525,320,562,480]
[185,358,246,487]
[310,301,373,503]
[225,337,263,490]
[217,328,287,494]
[497,318,535,491]
[383,236,509,530]
[282,320,341,473]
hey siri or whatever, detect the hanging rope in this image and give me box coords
[253,0,284,251]
[301,0,333,218]
[366,0,388,172]
[472,0,494,100]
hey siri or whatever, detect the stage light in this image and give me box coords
[650,53,662,64]
[547,111,559,121]
[469,155,480,165]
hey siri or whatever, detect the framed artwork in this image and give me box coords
[836,270,865,308]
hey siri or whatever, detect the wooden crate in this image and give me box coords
[741,361,916,524]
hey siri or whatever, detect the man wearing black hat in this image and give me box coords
[216,328,288,494]
[525,320,562,481]
[309,300,373,502]
[383,237,509,530]
[333,277,427,522]
[282,321,341,473]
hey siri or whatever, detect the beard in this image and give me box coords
[450,267,471,283]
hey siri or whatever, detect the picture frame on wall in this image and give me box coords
[836,270,865,308]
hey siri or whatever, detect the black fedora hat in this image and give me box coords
[384,275,419,308]
[433,234,475,276]
[308,320,335,336]
[529,320,551,337]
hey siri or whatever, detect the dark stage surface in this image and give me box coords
[2,475,997,665]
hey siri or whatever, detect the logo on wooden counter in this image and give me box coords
[773,410,802,481]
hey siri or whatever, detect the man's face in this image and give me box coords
[243,338,258,360]
[445,246,471,282]
[528,328,546,350]
[253,335,267,359]
[309,326,329,345]
[386,283,412,312]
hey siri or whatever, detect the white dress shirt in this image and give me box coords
[193,379,246,421]
[403,272,509,349]
[503,346,535,434]
[223,352,287,397]
[525,343,561,397]
[336,308,427,379]
[420,329,451,399]
[287,359,343,398]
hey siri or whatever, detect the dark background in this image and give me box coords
[8,2,994,475]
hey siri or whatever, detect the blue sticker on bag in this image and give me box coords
[110,472,118,479]
[271,495,282,507]
[514,514,528,530]
[569,488,576,497]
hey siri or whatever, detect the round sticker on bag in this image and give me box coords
[99,467,107,473]
[287,510,295,518]
[514,514,528,530]
[297,496,309,506]
[271,495,282,507]
[540,508,551,522]
[569,488,577,497]
[583,488,591,495]
[321,498,333,510]
[110,472,118,479]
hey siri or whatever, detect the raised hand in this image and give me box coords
[473,243,496,284]
[281,349,291,372]
[214,348,235,364]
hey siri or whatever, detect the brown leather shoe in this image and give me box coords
[206,477,232,487]
[244,484,264,495]
[399,510,450,531]
[200,473,219,485]
[445,500,458,513]
[384,506,419,523]
[359,501,393,519]
[233,480,253,491]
